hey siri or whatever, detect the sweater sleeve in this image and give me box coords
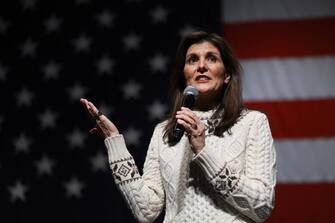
[192,113,276,222]
[104,125,165,223]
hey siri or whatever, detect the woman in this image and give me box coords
[80,31,276,223]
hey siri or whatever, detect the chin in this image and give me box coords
[194,85,212,94]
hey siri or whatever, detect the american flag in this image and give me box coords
[2,0,335,222]
[222,0,335,222]
[0,0,220,222]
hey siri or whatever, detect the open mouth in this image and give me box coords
[195,75,211,81]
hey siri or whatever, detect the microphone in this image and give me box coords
[172,86,199,142]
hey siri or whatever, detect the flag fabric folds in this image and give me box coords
[2,0,334,222]
[222,0,335,222]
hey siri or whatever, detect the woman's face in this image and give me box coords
[183,41,230,95]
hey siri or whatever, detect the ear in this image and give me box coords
[224,74,231,84]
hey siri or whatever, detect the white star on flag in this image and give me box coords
[90,151,108,172]
[73,34,92,53]
[67,128,86,148]
[35,155,55,176]
[39,109,57,129]
[21,0,37,10]
[20,38,37,57]
[124,126,142,146]
[149,53,169,73]
[64,177,85,198]
[42,61,61,80]
[96,55,114,74]
[14,133,32,153]
[8,181,28,202]
[97,10,115,27]
[68,83,87,101]
[122,33,142,51]
[44,15,62,32]
[179,24,197,37]
[148,100,167,120]
[122,80,142,99]
[150,5,168,23]
[17,88,34,107]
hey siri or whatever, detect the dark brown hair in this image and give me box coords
[163,31,244,145]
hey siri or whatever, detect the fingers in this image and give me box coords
[180,107,198,120]
[80,98,119,138]
[89,127,98,134]
[176,112,197,129]
[80,98,93,116]
[176,107,198,128]
[87,101,99,115]
[80,98,101,120]
[80,98,90,113]
[176,118,194,133]
[175,107,205,137]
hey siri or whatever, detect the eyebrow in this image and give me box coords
[186,51,220,58]
[206,51,220,56]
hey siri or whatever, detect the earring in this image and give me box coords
[224,76,231,83]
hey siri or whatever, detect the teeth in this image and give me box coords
[197,76,209,80]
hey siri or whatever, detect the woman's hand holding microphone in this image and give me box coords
[175,107,206,154]
[80,98,205,153]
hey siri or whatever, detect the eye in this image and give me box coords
[186,55,198,64]
[207,55,218,62]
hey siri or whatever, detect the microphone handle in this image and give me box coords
[172,94,196,142]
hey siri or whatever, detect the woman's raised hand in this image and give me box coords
[80,98,119,138]
[175,107,206,153]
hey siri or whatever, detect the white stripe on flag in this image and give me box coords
[241,56,335,101]
[276,138,335,183]
[223,0,335,22]
[222,0,335,220]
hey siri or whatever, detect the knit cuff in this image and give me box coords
[192,145,227,181]
[104,134,132,163]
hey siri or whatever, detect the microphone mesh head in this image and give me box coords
[183,86,199,96]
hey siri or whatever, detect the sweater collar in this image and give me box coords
[193,108,218,121]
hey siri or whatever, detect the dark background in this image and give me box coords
[0,0,221,222]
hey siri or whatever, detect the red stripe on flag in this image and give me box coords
[223,17,335,58]
[268,183,335,223]
[245,99,335,138]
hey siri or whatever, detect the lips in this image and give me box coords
[195,75,211,81]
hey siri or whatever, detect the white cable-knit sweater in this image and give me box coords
[104,109,276,223]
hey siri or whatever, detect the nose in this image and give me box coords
[197,58,207,73]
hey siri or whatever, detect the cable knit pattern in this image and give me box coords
[104,110,276,223]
